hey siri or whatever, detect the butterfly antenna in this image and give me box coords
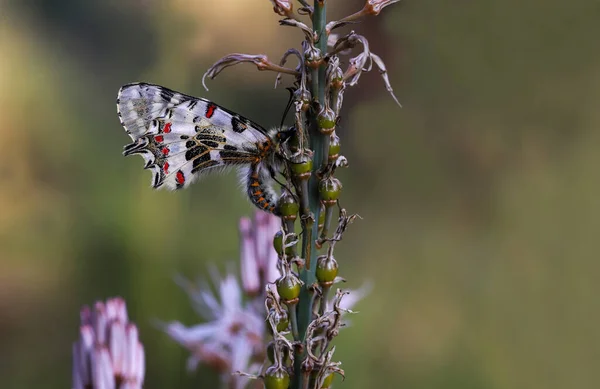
[280,87,296,128]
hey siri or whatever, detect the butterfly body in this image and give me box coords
[116,83,290,214]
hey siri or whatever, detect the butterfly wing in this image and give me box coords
[117,83,270,189]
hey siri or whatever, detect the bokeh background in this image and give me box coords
[2,0,599,388]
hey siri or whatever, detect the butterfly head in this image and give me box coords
[272,126,296,152]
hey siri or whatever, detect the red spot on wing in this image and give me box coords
[163,162,170,174]
[161,147,169,155]
[176,170,185,185]
[205,104,217,118]
[163,122,172,133]
[155,135,164,143]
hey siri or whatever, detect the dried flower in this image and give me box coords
[269,0,293,18]
[72,297,145,389]
[365,0,402,16]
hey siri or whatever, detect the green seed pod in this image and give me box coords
[328,134,341,163]
[276,275,301,302]
[317,107,336,135]
[264,366,290,389]
[319,177,342,204]
[278,192,299,221]
[273,230,284,256]
[290,156,313,181]
[316,255,338,284]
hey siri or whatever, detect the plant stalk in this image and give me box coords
[294,1,327,389]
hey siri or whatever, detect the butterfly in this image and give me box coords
[116,83,294,215]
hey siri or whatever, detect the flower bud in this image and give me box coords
[278,191,299,221]
[316,255,338,284]
[276,274,302,302]
[319,177,342,205]
[317,106,336,135]
[290,156,313,181]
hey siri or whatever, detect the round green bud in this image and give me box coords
[317,107,336,134]
[264,366,290,389]
[328,134,341,162]
[316,255,338,284]
[290,157,313,180]
[273,230,284,256]
[276,275,301,302]
[278,192,299,221]
[319,177,342,203]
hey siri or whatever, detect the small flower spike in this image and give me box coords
[72,298,145,389]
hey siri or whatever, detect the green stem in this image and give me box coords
[288,302,300,340]
[294,2,327,389]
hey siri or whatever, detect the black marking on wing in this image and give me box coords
[159,87,175,103]
[185,145,209,161]
[198,134,227,143]
[202,140,219,148]
[191,154,217,173]
[231,115,248,133]
[219,150,243,159]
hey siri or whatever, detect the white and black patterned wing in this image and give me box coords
[116,83,271,190]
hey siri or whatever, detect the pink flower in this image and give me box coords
[239,211,281,296]
[164,272,265,389]
[72,298,145,389]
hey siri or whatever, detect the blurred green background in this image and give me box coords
[2,0,599,388]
